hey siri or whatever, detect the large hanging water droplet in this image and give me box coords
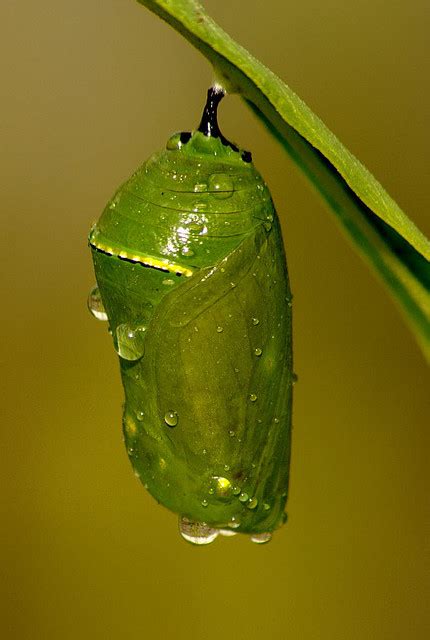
[87,286,108,321]
[178,516,219,545]
[250,532,272,545]
[219,529,238,537]
[164,410,178,427]
[114,324,146,361]
[208,173,234,198]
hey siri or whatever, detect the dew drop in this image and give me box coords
[249,394,258,402]
[250,532,272,545]
[238,492,249,503]
[263,503,271,511]
[166,133,181,150]
[164,410,178,427]
[136,410,144,422]
[247,497,258,510]
[229,430,235,438]
[181,247,195,257]
[232,486,241,496]
[219,529,238,537]
[178,516,219,545]
[211,476,232,499]
[193,183,207,193]
[87,286,108,321]
[254,347,262,357]
[188,222,206,235]
[162,278,175,286]
[201,499,208,507]
[216,326,223,333]
[192,202,207,212]
[208,173,234,198]
[251,317,260,326]
[114,324,146,361]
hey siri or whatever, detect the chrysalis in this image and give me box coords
[88,88,293,545]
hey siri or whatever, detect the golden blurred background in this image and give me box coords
[1,1,429,638]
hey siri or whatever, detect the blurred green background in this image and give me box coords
[1,1,429,638]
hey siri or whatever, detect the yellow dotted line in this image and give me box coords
[89,234,193,277]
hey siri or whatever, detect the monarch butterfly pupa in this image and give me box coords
[88,87,293,545]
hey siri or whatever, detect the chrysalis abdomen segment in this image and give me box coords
[90,100,292,537]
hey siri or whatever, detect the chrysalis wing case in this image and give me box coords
[88,88,293,545]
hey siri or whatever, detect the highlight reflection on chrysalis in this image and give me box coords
[88,86,293,545]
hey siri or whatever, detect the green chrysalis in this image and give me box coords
[88,88,293,545]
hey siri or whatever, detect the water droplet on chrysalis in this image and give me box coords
[178,516,218,545]
[208,173,234,198]
[210,476,232,500]
[166,133,181,150]
[250,532,272,545]
[181,247,195,257]
[114,324,146,361]
[87,286,108,321]
[164,410,178,427]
